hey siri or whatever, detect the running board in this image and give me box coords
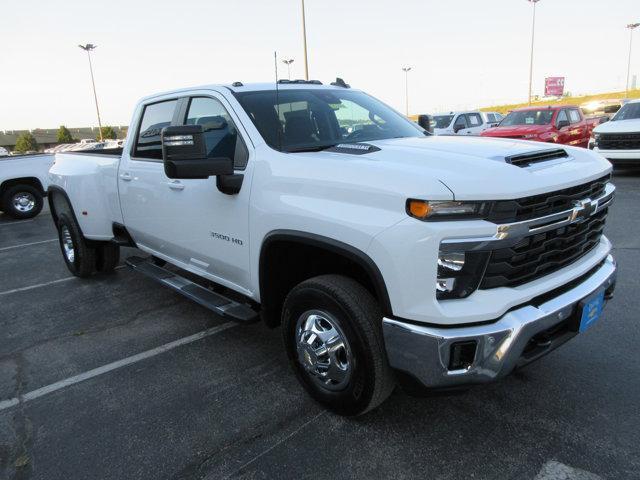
[125,256,259,323]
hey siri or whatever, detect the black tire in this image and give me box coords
[282,274,395,416]
[57,213,96,278]
[1,184,43,219]
[96,243,120,273]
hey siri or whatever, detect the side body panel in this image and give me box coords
[0,154,55,191]
[48,152,122,239]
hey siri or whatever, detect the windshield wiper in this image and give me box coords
[284,144,338,153]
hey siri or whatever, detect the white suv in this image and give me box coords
[432,111,498,136]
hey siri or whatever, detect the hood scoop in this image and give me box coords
[327,143,381,155]
[505,148,568,168]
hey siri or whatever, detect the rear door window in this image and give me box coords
[134,100,178,159]
[569,109,582,124]
[467,113,483,126]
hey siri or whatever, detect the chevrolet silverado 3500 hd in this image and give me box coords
[48,81,616,415]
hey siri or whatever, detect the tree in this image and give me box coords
[14,132,39,153]
[98,126,117,140]
[57,125,74,143]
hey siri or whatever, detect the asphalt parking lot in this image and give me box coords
[1,173,640,480]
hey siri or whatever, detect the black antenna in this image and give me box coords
[274,51,282,152]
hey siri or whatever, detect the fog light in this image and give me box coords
[448,341,477,370]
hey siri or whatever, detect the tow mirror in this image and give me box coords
[556,119,570,130]
[417,114,433,133]
[161,125,233,179]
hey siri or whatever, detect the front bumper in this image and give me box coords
[382,254,616,389]
[593,148,640,163]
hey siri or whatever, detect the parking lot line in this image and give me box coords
[0,322,238,412]
[0,219,35,227]
[0,265,126,296]
[0,238,57,252]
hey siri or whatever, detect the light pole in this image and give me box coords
[527,0,540,105]
[78,44,104,141]
[626,23,640,97]
[282,59,295,80]
[402,66,412,116]
[301,0,309,80]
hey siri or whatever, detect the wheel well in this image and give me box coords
[47,187,75,226]
[258,232,391,328]
[0,177,45,196]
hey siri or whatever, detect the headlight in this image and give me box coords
[436,249,490,300]
[407,200,488,221]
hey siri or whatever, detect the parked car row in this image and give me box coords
[431,111,504,136]
[590,99,640,167]
[44,138,124,153]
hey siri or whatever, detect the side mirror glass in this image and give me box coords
[556,120,570,129]
[161,125,233,179]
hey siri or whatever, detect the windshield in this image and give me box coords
[234,89,425,152]
[500,109,555,126]
[432,115,454,129]
[612,102,640,121]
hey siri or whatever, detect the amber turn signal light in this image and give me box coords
[407,200,431,219]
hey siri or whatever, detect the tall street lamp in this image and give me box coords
[301,0,309,80]
[282,58,295,80]
[78,44,104,141]
[527,0,541,105]
[402,66,412,116]
[626,23,640,97]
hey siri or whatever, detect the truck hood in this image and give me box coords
[594,118,640,134]
[305,136,611,201]
[481,125,552,137]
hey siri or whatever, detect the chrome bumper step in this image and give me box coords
[125,256,259,323]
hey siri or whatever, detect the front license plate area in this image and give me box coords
[576,289,605,333]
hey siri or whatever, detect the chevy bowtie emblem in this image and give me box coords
[570,198,597,223]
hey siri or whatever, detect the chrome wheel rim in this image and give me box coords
[12,192,36,212]
[60,226,75,263]
[295,310,353,391]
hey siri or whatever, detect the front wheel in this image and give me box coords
[282,275,395,416]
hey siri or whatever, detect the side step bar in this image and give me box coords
[125,256,259,323]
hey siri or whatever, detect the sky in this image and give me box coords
[0,0,638,130]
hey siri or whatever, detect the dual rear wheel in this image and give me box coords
[57,213,120,277]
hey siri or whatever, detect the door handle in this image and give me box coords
[167,181,185,191]
[119,172,133,181]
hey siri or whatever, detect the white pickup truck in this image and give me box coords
[48,81,616,415]
[1,153,54,219]
[591,98,640,166]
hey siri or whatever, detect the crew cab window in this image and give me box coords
[556,110,569,126]
[467,113,483,126]
[569,109,582,124]
[134,100,178,159]
[486,113,496,123]
[185,97,248,169]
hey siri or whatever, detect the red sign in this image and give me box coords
[545,77,565,96]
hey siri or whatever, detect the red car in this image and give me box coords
[481,105,599,148]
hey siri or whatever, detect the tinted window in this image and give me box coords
[556,110,569,126]
[454,115,467,129]
[433,115,454,128]
[486,113,496,123]
[501,109,554,126]
[612,102,640,121]
[134,100,178,159]
[569,109,581,123]
[186,97,248,169]
[235,89,424,152]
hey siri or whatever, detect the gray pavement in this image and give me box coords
[1,174,639,480]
